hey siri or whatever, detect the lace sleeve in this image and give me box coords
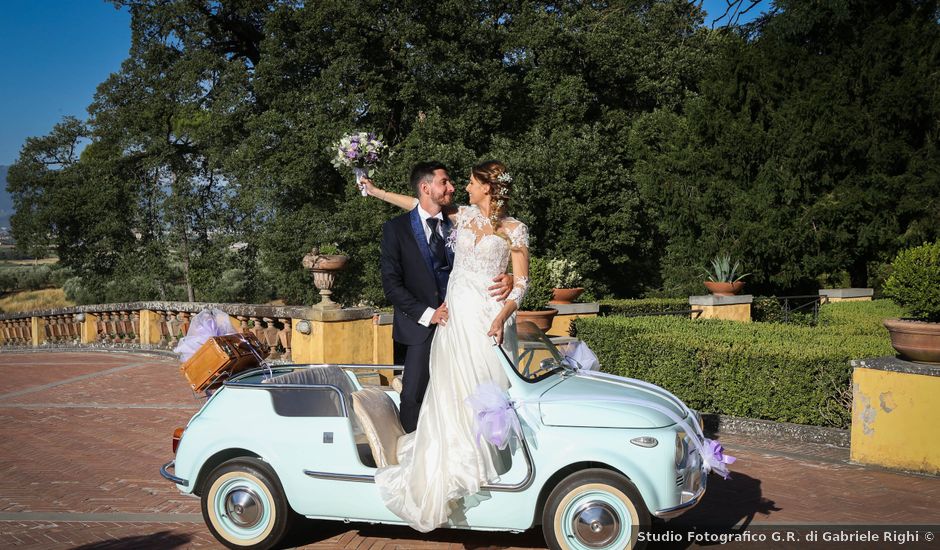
[506,220,529,251]
[507,276,528,306]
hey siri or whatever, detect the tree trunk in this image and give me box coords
[849,257,869,288]
[181,230,196,302]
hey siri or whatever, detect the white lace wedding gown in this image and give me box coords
[374,205,529,532]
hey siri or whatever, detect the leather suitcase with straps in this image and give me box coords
[180,332,270,392]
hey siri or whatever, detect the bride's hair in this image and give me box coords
[471,160,511,232]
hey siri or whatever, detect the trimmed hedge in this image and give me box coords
[817,299,904,337]
[599,297,689,316]
[751,296,816,326]
[574,301,898,428]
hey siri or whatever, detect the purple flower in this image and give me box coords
[346,150,357,159]
[445,227,459,249]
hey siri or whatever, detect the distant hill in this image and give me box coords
[0,165,11,229]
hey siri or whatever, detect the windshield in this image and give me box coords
[504,321,568,382]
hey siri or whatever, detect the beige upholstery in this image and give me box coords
[352,387,405,467]
[391,375,404,394]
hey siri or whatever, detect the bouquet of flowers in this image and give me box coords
[330,131,388,196]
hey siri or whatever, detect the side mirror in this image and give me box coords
[539,357,559,372]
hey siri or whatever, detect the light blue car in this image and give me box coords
[161,322,707,550]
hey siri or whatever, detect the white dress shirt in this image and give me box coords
[416,204,445,327]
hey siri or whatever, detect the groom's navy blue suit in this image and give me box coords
[380,207,455,432]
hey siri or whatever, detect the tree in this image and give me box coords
[633,0,940,294]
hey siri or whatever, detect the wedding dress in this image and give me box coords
[374,205,529,532]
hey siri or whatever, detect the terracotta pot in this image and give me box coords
[516,309,558,333]
[883,318,940,364]
[704,281,745,296]
[549,287,584,305]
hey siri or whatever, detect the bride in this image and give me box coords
[363,160,529,532]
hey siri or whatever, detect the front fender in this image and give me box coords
[528,425,679,515]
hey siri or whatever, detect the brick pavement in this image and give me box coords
[0,351,938,549]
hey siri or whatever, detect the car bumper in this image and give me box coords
[653,481,706,519]
[160,460,189,488]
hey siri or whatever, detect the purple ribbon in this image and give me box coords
[464,382,521,450]
[467,344,738,479]
[173,308,238,363]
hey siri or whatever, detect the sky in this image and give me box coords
[1,1,131,166]
[0,0,767,167]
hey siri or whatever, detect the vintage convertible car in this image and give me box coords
[161,322,707,550]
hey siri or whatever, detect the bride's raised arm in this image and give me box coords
[361,178,419,211]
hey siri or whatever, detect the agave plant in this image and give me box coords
[704,254,750,283]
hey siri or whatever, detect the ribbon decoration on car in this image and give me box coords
[466,342,737,479]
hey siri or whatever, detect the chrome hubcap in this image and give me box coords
[224,487,262,528]
[572,500,620,547]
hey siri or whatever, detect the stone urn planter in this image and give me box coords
[302,248,349,309]
[883,319,940,364]
[517,309,558,333]
[703,281,745,297]
[549,287,584,305]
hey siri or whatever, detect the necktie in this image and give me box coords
[426,217,447,269]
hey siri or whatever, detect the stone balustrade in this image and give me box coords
[0,302,302,362]
[1,301,599,367]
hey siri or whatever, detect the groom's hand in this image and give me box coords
[489,273,514,301]
[431,303,449,326]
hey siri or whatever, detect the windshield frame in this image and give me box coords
[500,321,569,383]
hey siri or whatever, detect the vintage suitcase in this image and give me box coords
[180,332,270,392]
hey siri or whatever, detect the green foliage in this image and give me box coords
[0,265,56,292]
[519,256,554,311]
[632,0,940,295]
[703,254,748,283]
[546,257,582,288]
[574,300,897,428]
[8,1,938,307]
[316,244,347,256]
[751,296,816,326]
[817,299,904,336]
[598,297,689,316]
[882,240,940,322]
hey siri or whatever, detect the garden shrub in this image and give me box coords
[882,240,940,322]
[573,301,897,428]
[752,296,816,326]
[519,257,554,311]
[16,266,53,291]
[599,297,688,316]
[817,300,904,337]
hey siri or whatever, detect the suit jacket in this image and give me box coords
[380,207,455,346]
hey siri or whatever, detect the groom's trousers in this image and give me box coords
[400,335,433,433]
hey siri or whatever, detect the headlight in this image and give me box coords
[675,432,688,467]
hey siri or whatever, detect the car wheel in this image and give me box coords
[542,468,650,550]
[201,458,294,549]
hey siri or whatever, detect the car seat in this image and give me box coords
[351,386,405,467]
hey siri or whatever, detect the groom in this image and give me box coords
[380,162,512,432]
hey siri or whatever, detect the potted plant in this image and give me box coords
[702,254,749,296]
[882,240,940,363]
[547,257,584,304]
[516,256,557,332]
[302,244,349,308]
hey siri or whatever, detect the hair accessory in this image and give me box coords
[497,172,513,184]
